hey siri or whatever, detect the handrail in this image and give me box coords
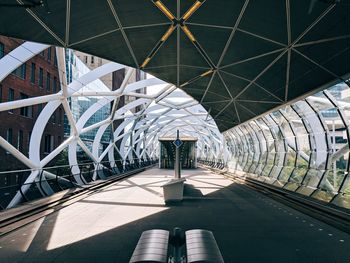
[0,164,158,235]
[0,157,155,175]
[199,158,350,234]
[0,158,159,210]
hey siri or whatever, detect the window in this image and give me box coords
[17,130,24,151]
[84,56,88,63]
[46,72,51,91]
[51,112,56,123]
[44,134,54,153]
[12,63,26,79]
[37,103,43,115]
[8,88,14,113]
[59,108,63,124]
[53,76,58,92]
[4,175,9,185]
[331,136,348,144]
[91,56,94,64]
[6,128,13,145]
[8,88,14,101]
[20,93,32,117]
[27,131,32,151]
[47,47,51,61]
[30,63,36,84]
[39,67,43,88]
[54,50,57,67]
[0,42,4,59]
[15,174,19,184]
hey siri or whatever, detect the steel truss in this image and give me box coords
[0,41,224,208]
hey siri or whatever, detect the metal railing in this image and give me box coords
[0,157,158,210]
[197,158,226,170]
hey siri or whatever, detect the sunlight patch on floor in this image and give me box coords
[46,173,169,250]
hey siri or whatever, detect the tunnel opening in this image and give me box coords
[159,137,197,169]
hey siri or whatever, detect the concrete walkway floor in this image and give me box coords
[0,168,350,262]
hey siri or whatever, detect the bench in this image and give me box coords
[130,228,224,263]
[129,229,169,263]
[186,229,224,263]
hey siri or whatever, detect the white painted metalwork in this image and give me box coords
[0,41,223,208]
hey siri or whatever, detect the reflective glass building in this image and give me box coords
[64,49,112,152]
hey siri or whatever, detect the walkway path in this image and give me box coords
[0,168,350,262]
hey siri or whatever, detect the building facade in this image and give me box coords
[64,50,146,160]
[64,49,112,158]
[74,51,113,89]
[0,36,64,184]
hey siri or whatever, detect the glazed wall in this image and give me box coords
[224,81,350,209]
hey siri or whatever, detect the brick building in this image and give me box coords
[65,50,146,160]
[0,36,64,185]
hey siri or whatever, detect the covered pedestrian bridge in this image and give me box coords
[1,1,350,262]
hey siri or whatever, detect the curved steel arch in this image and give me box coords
[0,42,224,208]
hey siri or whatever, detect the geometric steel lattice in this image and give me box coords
[0,41,224,208]
[1,1,350,131]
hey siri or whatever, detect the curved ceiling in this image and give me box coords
[1,0,350,131]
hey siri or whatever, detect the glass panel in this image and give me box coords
[255,163,264,175]
[307,91,333,112]
[284,151,296,167]
[298,134,310,155]
[272,166,283,179]
[295,101,328,171]
[290,167,307,183]
[342,174,350,195]
[262,165,273,177]
[251,120,266,153]
[256,118,273,142]
[332,84,350,123]
[296,152,309,169]
[302,169,323,188]
[274,110,295,148]
[327,83,349,102]
[319,169,346,193]
[278,166,294,183]
[223,80,350,202]
[244,124,260,173]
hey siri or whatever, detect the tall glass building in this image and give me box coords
[64,49,112,154]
